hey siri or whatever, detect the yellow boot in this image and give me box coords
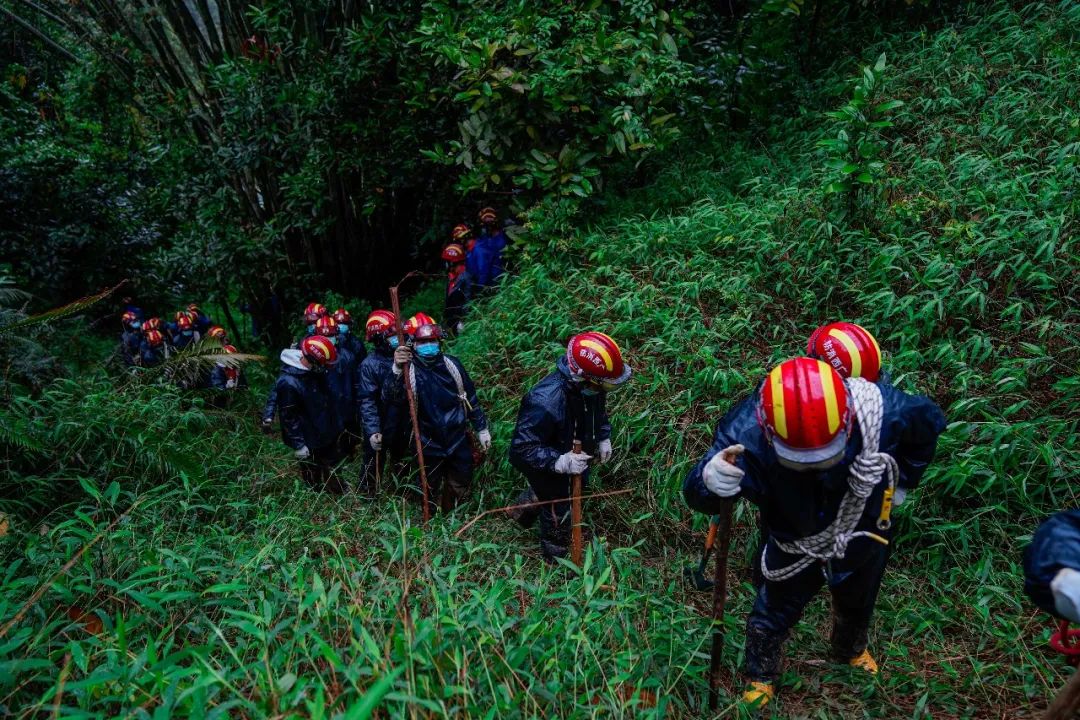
[848,649,879,674]
[742,681,774,707]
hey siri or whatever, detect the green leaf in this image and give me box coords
[343,666,406,720]
[873,99,904,113]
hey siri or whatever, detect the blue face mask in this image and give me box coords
[328,336,338,346]
[582,388,601,397]
[183,330,193,337]
[415,343,440,358]
[339,324,349,335]
[388,336,400,349]
[307,324,315,334]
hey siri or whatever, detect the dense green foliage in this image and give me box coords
[1,1,1078,718]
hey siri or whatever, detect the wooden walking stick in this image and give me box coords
[708,448,743,711]
[570,439,584,566]
[389,286,431,524]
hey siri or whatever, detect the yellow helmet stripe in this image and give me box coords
[817,360,841,433]
[768,365,788,440]
[579,339,614,371]
[866,327,882,365]
[828,328,862,378]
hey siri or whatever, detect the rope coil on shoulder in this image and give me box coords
[407,357,474,412]
[762,378,898,583]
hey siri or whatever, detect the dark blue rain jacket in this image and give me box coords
[466,229,507,289]
[684,382,945,572]
[339,332,367,367]
[274,351,343,451]
[383,352,487,458]
[358,348,402,439]
[327,343,361,428]
[209,364,247,390]
[508,357,612,486]
[192,312,212,335]
[139,343,167,368]
[1025,510,1080,617]
[120,330,142,366]
[172,331,199,352]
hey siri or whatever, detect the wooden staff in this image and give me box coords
[708,448,743,711]
[389,286,430,524]
[570,438,584,565]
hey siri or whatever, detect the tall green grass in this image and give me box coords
[1,2,1077,718]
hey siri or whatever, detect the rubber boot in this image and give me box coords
[538,506,570,563]
[505,487,539,528]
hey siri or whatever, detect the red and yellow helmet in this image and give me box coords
[144,329,165,347]
[441,243,466,263]
[478,207,497,224]
[333,308,352,325]
[222,344,238,354]
[207,325,227,339]
[176,315,193,331]
[315,315,339,337]
[187,303,200,314]
[304,302,328,324]
[300,335,337,366]
[141,317,161,332]
[404,312,437,336]
[759,357,851,469]
[365,310,396,340]
[566,332,632,388]
[122,311,138,325]
[452,223,472,241]
[806,321,882,382]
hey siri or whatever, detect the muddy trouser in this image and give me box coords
[528,470,590,560]
[745,540,891,682]
[299,442,348,494]
[424,444,474,513]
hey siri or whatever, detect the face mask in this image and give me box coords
[388,336,400,349]
[183,330,193,337]
[328,336,338,346]
[307,324,315,334]
[415,343,440,358]
[339,324,349,335]
[582,387,601,397]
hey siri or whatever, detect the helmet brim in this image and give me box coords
[773,430,848,470]
[594,364,633,390]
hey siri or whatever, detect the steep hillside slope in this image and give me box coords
[1,3,1076,718]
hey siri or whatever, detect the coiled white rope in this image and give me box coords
[761,377,898,582]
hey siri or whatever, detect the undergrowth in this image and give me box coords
[1,2,1078,718]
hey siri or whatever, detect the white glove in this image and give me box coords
[392,346,412,376]
[226,378,238,389]
[702,444,744,498]
[478,429,492,451]
[294,445,311,460]
[370,433,383,451]
[892,488,907,507]
[599,438,613,463]
[554,451,592,475]
[455,322,465,333]
[1052,568,1080,622]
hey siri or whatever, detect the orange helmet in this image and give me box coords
[806,322,882,382]
[365,310,396,340]
[315,315,339,338]
[222,344,238,354]
[207,325,227,340]
[187,303,200,314]
[758,357,851,469]
[176,315,193,331]
[122,311,138,325]
[175,310,195,323]
[566,332,632,388]
[404,312,437,336]
[141,317,161,332]
[300,335,337,367]
[303,302,328,324]
[478,207,497,224]
[441,243,466,263]
[333,308,352,325]
[452,223,472,241]
[144,329,165,347]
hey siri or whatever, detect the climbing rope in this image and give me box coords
[1050,619,1080,667]
[762,377,898,582]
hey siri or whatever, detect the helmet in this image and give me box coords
[176,315,193,331]
[333,308,352,325]
[122,311,138,325]
[144,329,165,347]
[365,310,396,340]
[414,324,443,342]
[315,315,339,337]
[207,326,227,339]
[566,332,632,388]
[303,302,328,324]
[222,344,238,354]
[187,303,200,314]
[478,207,497,224]
[758,357,851,470]
[142,317,161,332]
[452,223,472,241]
[806,322,882,382]
[300,335,338,367]
[441,243,466,263]
[404,312,437,337]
